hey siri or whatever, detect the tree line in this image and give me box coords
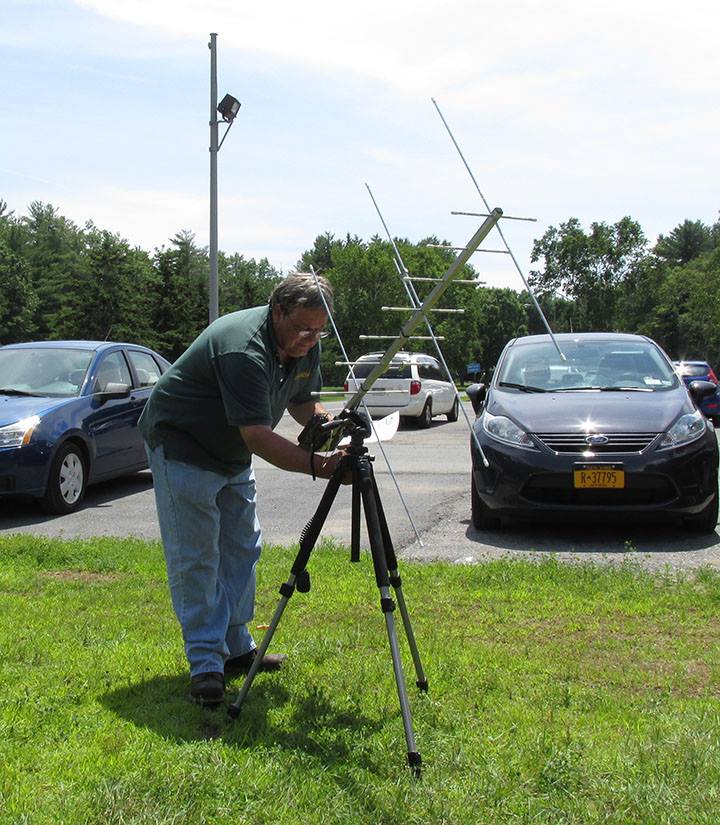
[1,198,719,385]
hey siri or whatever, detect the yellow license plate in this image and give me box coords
[573,466,625,488]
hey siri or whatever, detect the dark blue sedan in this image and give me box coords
[0,341,171,514]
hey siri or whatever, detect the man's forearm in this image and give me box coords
[240,424,337,478]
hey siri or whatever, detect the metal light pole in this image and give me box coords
[209,33,219,324]
[208,33,240,324]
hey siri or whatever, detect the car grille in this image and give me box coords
[533,432,660,454]
[522,473,676,506]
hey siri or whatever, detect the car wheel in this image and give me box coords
[41,442,87,515]
[471,473,501,530]
[684,491,719,534]
[446,397,459,422]
[417,399,432,429]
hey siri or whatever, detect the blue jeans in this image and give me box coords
[146,444,262,676]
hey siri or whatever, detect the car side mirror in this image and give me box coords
[465,382,487,414]
[96,382,132,402]
[688,379,717,403]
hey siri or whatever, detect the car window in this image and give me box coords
[127,350,162,388]
[676,363,711,378]
[93,351,132,392]
[0,347,93,397]
[417,362,445,381]
[350,361,412,380]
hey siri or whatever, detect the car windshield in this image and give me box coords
[0,347,93,398]
[497,340,679,392]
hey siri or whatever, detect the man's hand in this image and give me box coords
[297,413,332,451]
[316,450,352,484]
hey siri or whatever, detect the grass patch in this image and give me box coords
[1,534,719,823]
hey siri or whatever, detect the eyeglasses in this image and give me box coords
[285,315,330,340]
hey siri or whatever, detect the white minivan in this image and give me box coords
[343,351,459,427]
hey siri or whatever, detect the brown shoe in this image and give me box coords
[224,650,287,677]
[189,671,225,707]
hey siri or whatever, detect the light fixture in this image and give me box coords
[217,93,241,123]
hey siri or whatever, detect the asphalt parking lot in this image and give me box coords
[2,403,719,572]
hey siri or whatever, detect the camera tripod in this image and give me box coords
[228,411,428,777]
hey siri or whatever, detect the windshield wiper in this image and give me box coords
[599,386,653,392]
[553,385,653,393]
[0,387,43,397]
[498,381,546,393]
[553,387,602,392]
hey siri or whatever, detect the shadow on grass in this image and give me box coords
[102,672,386,772]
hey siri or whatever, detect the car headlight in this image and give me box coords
[0,415,41,448]
[658,409,708,449]
[481,410,536,449]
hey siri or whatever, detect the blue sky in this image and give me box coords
[2,0,718,289]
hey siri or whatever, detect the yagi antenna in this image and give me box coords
[431,97,566,361]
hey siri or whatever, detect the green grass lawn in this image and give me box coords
[1,534,719,824]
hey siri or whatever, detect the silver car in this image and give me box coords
[344,351,459,427]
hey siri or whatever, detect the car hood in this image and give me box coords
[487,387,692,433]
[0,394,76,426]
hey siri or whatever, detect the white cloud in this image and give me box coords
[71,0,720,104]
[362,146,406,167]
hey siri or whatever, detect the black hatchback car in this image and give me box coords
[468,333,719,532]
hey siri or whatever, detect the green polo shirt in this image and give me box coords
[139,305,322,474]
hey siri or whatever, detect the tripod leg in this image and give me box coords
[350,477,361,563]
[370,472,428,692]
[228,467,345,718]
[228,581,292,717]
[358,458,422,777]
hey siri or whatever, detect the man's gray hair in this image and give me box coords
[269,272,334,316]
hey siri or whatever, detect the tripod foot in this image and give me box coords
[416,679,429,692]
[408,751,422,778]
[227,703,241,720]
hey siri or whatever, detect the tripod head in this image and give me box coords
[338,409,374,453]
[298,408,372,454]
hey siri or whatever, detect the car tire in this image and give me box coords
[41,442,87,515]
[417,399,432,429]
[471,473,501,530]
[447,397,459,422]
[684,491,719,534]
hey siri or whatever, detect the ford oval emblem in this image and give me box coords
[586,434,609,446]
